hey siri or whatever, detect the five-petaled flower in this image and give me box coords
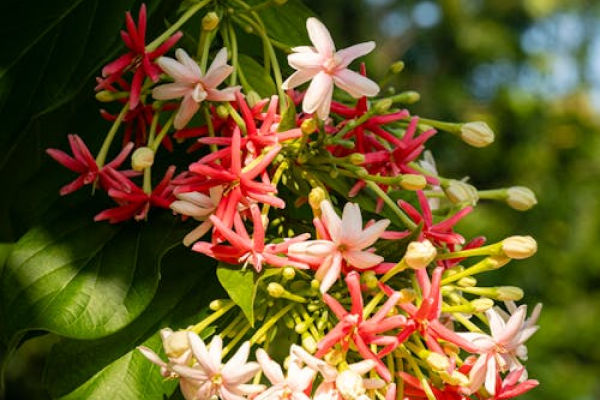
[153,48,240,129]
[282,17,379,119]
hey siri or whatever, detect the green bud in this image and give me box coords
[246,91,262,108]
[457,276,477,287]
[497,286,524,301]
[472,298,494,313]
[400,174,427,191]
[267,282,285,298]
[373,98,393,114]
[404,239,437,269]
[216,105,229,119]
[390,61,405,74]
[502,236,537,259]
[348,153,365,165]
[202,12,220,31]
[444,180,479,206]
[282,267,296,281]
[301,118,317,134]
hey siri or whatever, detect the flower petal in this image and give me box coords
[336,42,376,68]
[174,95,201,129]
[282,69,318,90]
[306,17,335,55]
[152,82,192,100]
[333,69,379,98]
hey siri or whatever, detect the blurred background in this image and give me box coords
[305,0,600,398]
[3,0,600,399]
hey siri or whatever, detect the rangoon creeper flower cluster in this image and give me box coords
[48,4,542,400]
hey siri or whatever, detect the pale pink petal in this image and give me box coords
[320,200,342,242]
[288,240,335,258]
[333,69,379,98]
[485,356,498,395]
[282,69,319,90]
[188,332,219,374]
[317,252,342,293]
[256,349,285,384]
[207,335,224,372]
[175,48,202,78]
[152,82,193,100]
[306,17,335,55]
[339,203,363,245]
[206,87,239,102]
[202,65,235,88]
[336,42,376,68]
[315,79,334,119]
[174,94,201,129]
[344,250,383,269]
[288,52,324,70]
[137,346,167,368]
[347,359,376,375]
[496,307,526,345]
[222,342,251,378]
[353,219,390,249]
[206,48,229,76]
[183,220,213,246]
[157,56,198,83]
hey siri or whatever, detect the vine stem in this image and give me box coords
[96,102,129,167]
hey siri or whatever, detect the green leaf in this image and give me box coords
[277,94,298,132]
[1,207,189,342]
[217,263,256,326]
[250,0,314,47]
[238,54,277,98]
[44,246,220,400]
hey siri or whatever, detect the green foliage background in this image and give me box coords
[1,0,599,399]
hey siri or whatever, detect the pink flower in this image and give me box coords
[255,347,316,400]
[171,186,223,246]
[172,334,264,400]
[153,48,240,129]
[288,200,389,293]
[457,303,541,395]
[317,271,404,381]
[282,17,379,119]
[97,4,182,109]
[46,134,136,195]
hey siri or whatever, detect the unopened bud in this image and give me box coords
[209,299,226,310]
[131,147,154,171]
[444,180,479,206]
[246,91,262,108]
[398,288,416,303]
[502,236,537,259]
[460,121,495,148]
[348,153,365,165]
[267,282,285,298]
[373,99,392,114]
[400,174,427,191]
[336,369,366,400]
[308,188,327,210]
[426,352,450,371]
[439,370,469,386]
[457,276,477,287]
[301,332,318,354]
[95,90,119,102]
[390,61,405,74]
[497,286,524,301]
[216,105,229,119]
[301,118,317,134]
[361,270,378,289]
[162,330,190,358]
[506,186,537,211]
[295,322,308,334]
[405,239,437,269]
[472,298,495,313]
[202,12,220,31]
[282,267,296,281]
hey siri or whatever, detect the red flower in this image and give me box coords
[96,4,182,109]
[94,166,176,223]
[46,134,136,195]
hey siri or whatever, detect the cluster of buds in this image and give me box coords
[47,3,541,400]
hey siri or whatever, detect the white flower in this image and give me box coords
[171,186,223,246]
[458,303,541,395]
[172,334,264,400]
[288,200,389,293]
[255,348,316,400]
[282,17,379,119]
[153,48,240,129]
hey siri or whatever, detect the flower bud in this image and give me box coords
[282,267,296,281]
[460,121,495,148]
[502,236,537,259]
[496,286,524,301]
[361,270,378,289]
[373,99,392,114]
[471,298,494,313]
[202,12,220,31]
[301,118,317,134]
[439,370,469,386]
[348,153,365,165]
[400,174,427,191]
[131,147,154,171]
[209,299,226,310]
[336,369,366,400]
[391,61,405,74]
[95,90,119,102]
[301,332,318,354]
[398,288,416,303]
[444,180,479,206]
[308,188,327,210]
[404,240,437,269]
[267,282,285,298]
[426,352,450,371]
[506,186,537,211]
[246,91,262,108]
[162,330,190,358]
[457,276,477,287]
[216,104,229,119]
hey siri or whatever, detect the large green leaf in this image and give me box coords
[44,247,220,400]
[217,263,256,326]
[249,0,313,47]
[1,207,188,341]
[238,54,277,98]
